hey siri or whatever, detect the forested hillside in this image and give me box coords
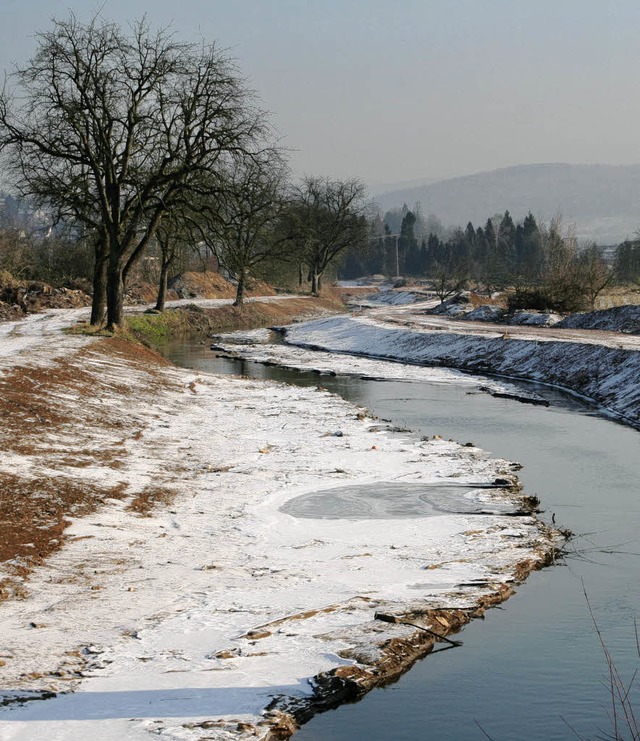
[375,164,640,244]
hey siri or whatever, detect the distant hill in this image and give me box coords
[374,163,640,244]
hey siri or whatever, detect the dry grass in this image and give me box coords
[0,472,130,600]
[0,338,171,454]
[127,485,176,516]
[200,296,342,332]
[0,337,180,602]
[468,291,509,308]
[596,286,640,309]
[173,271,236,299]
[167,271,276,300]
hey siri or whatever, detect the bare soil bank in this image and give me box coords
[0,338,177,602]
[126,295,343,345]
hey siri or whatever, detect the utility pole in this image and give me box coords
[394,234,399,278]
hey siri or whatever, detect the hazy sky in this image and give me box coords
[1,0,639,189]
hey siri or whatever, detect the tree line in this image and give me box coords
[0,15,369,328]
[344,206,640,311]
[1,15,638,323]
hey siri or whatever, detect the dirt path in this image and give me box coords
[370,302,640,350]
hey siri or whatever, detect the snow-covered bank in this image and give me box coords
[348,289,434,308]
[211,328,548,405]
[556,303,640,333]
[283,315,640,428]
[0,312,557,739]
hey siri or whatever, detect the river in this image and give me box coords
[159,337,640,740]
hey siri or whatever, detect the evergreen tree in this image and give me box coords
[423,232,441,274]
[517,212,544,283]
[471,225,487,286]
[399,210,419,275]
[484,218,497,251]
[450,227,473,279]
[495,210,516,285]
[480,218,498,291]
[615,239,640,284]
[465,221,476,251]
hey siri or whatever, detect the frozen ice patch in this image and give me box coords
[280,482,523,520]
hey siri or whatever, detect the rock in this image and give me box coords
[463,305,506,322]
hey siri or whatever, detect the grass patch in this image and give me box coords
[125,310,191,342]
[596,286,640,309]
[125,297,344,347]
[68,311,191,344]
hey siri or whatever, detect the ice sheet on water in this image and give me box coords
[280,482,520,520]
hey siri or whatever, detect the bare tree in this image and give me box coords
[192,152,288,306]
[284,177,369,295]
[577,244,614,310]
[537,217,587,311]
[432,266,468,303]
[430,248,469,302]
[0,14,271,328]
[153,210,196,312]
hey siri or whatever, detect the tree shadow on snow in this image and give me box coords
[0,682,308,722]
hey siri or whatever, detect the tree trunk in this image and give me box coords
[155,260,169,312]
[310,271,319,295]
[90,248,108,326]
[234,271,245,307]
[106,259,125,331]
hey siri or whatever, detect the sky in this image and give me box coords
[1,0,639,190]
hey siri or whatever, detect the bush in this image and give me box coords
[508,289,549,312]
[508,285,589,314]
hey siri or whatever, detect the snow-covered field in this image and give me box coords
[0,307,556,740]
[347,288,436,308]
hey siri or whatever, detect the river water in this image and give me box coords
[160,338,640,740]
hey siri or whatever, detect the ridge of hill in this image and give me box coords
[374,163,640,244]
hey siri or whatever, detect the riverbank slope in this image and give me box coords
[0,303,556,740]
[283,310,640,428]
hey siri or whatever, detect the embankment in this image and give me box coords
[283,315,640,428]
[125,295,343,344]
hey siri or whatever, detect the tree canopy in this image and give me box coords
[0,14,273,327]
[283,176,369,295]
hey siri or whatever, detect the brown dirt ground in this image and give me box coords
[0,338,177,602]
[0,296,344,603]
[0,269,277,320]
[165,271,276,301]
[144,296,343,337]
